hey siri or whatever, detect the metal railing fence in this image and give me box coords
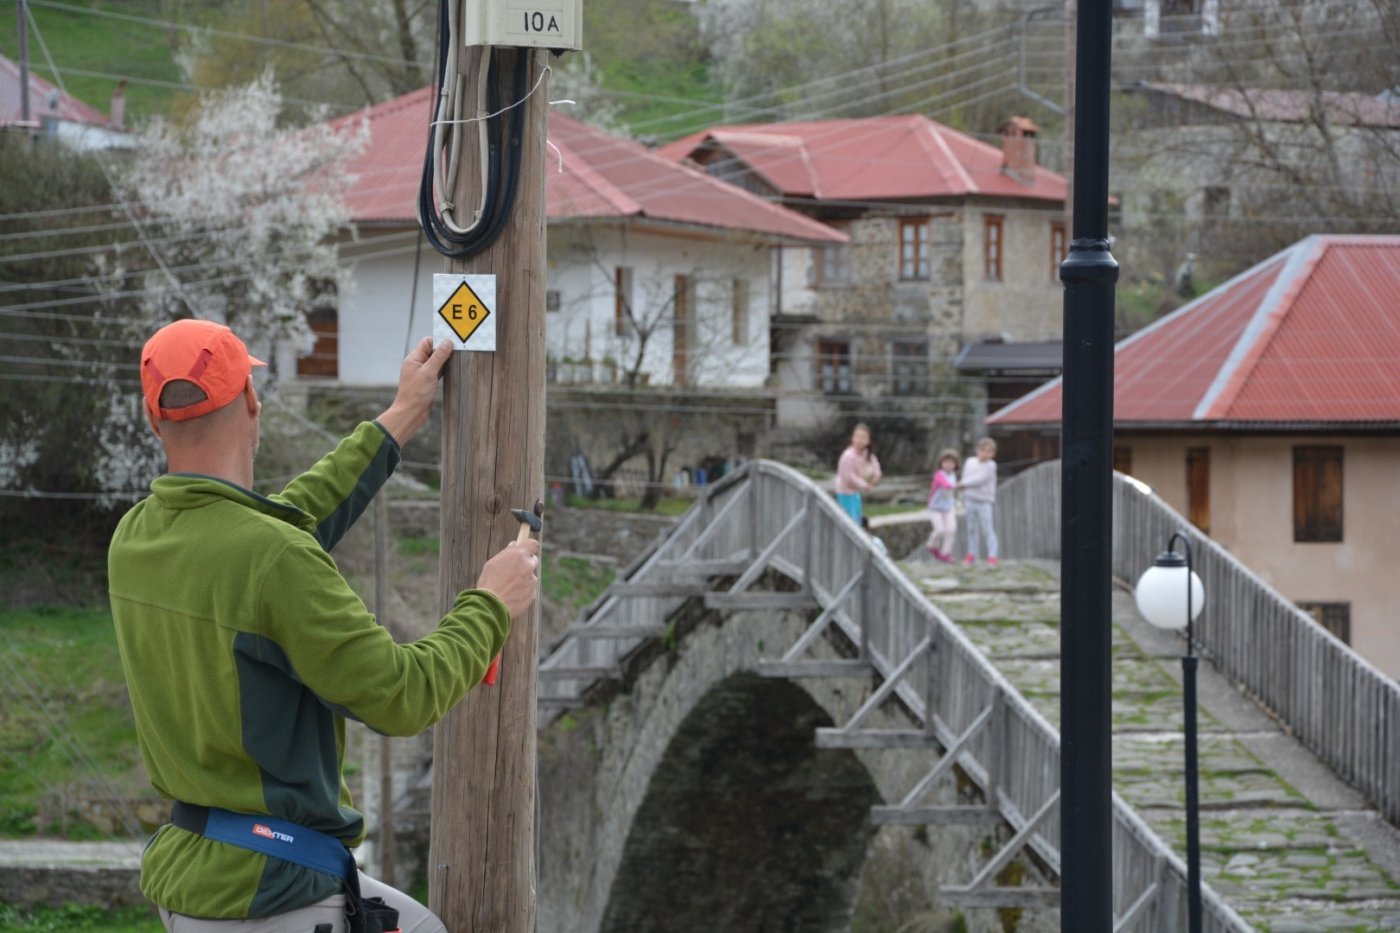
[997,460,1399,827]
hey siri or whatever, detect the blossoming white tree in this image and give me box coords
[91,71,367,499]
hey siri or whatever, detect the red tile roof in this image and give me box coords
[656,114,1068,203]
[989,235,1400,427]
[330,88,844,244]
[0,53,110,127]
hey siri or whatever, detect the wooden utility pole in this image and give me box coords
[428,45,547,933]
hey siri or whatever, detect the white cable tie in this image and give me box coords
[430,63,551,127]
[550,98,577,107]
[546,139,564,174]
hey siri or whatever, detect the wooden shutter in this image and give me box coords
[1298,602,1351,643]
[1293,446,1343,542]
[1186,446,1210,533]
[1113,446,1133,476]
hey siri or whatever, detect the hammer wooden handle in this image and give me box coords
[486,521,535,686]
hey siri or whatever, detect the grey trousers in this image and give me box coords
[159,872,446,933]
[965,499,998,559]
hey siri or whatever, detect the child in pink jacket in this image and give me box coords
[834,423,882,522]
[925,449,959,562]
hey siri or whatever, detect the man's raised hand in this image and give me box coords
[378,338,455,446]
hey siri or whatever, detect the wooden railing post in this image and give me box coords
[923,629,939,739]
[801,487,815,595]
[858,548,873,662]
[986,686,1006,811]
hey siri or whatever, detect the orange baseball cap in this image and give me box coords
[141,319,266,422]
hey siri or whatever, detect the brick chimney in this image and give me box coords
[999,116,1039,185]
[109,80,126,130]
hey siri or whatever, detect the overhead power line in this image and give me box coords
[27,0,424,69]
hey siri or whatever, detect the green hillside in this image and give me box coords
[0,0,191,123]
[0,0,718,133]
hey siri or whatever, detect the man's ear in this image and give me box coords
[144,401,163,439]
[244,376,260,416]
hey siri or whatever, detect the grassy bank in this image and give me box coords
[0,605,152,839]
[0,902,160,932]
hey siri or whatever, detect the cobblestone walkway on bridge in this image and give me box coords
[901,558,1400,933]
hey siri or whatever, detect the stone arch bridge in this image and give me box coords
[531,460,1400,931]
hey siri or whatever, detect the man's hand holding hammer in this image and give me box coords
[477,536,540,619]
[477,501,544,685]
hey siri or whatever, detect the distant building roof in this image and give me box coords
[989,235,1400,428]
[1134,82,1400,129]
[0,52,110,127]
[656,114,1068,203]
[330,88,845,244]
[956,340,1063,373]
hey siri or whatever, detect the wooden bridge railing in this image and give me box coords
[539,460,1251,931]
[997,460,1400,828]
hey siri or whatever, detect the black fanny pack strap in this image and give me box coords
[170,801,210,836]
[344,868,366,933]
[344,870,399,933]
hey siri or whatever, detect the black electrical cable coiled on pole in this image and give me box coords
[417,1,528,259]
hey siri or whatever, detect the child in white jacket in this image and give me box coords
[959,437,999,567]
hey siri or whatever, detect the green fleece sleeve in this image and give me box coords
[271,422,400,551]
[255,536,510,736]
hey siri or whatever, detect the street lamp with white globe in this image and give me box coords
[1134,531,1206,933]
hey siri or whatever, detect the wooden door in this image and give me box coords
[672,274,690,386]
[297,308,338,378]
[1186,446,1210,533]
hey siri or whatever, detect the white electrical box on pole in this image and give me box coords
[462,0,584,50]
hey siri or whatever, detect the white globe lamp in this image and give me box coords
[1134,550,1204,632]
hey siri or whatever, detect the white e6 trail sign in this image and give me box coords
[463,0,583,50]
[434,273,497,352]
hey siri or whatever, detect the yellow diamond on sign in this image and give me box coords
[437,281,491,343]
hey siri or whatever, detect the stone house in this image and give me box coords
[988,234,1400,680]
[658,114,1069,454]
[1114,82,1400,259]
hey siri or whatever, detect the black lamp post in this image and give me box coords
[1135,532,1206,933]
[1058,0,1119,926]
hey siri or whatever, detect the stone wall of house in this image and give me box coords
[809,212,967,361]
[297,383,777,501]
[961,204,1065,344]
[546,385,775,498]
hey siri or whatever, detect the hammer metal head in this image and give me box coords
[511,498,544,533]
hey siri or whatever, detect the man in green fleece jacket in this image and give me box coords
[108,319,540,932]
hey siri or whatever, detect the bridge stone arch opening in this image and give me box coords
[599,671,880,932]
[537,602,992,932]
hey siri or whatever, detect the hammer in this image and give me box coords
[482,499,544,686]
